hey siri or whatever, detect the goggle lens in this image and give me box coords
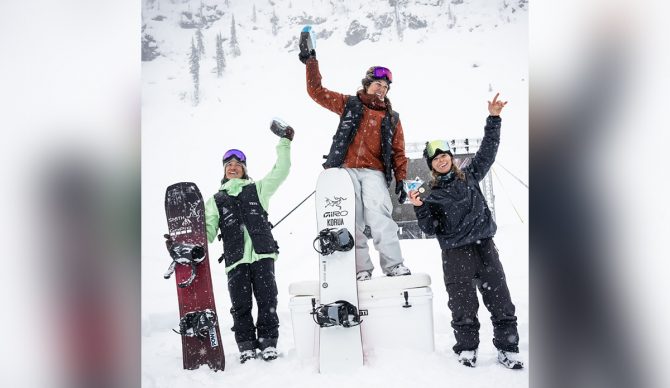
[223,149,246,163]
[372,66,393,83]
[425,140,451,158]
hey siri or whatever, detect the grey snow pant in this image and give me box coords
[344,168,405,275]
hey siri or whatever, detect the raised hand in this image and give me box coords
[487,93,508,116]
[283,126,295,141]
[270,118,294,140]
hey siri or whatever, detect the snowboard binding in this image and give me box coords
[311,299,363,328]
[313,227,354,255]
[173,309,218,340]
[163,234,206,288]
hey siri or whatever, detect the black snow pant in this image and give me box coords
[441,238,519,354]
[226,257,279,352]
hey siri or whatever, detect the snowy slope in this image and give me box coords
[141,0,528,386]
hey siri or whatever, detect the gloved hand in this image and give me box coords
[298,49,316,64]
[270,119,294,141]
[164,233,174,252]
[283,126,295,141]
[395,182,407,205]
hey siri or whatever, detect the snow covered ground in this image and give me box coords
[141,1,528,386]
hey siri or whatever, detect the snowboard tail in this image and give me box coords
[165,182,225,371]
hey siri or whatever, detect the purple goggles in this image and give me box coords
[372,66,393,83]
[222,149,246,163]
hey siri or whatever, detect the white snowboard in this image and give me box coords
[315,168,363,373]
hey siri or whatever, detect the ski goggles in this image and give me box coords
[424,140,453,159]
[222,149,246,163]
[371,66,393,83]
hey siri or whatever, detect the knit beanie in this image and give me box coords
[361,66,392,91]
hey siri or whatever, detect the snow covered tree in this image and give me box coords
[252,4,257,24]
[394,0,405,41]
[230,14,241,57]
[196,27,205,56]
[142,23,160,61]
[447,4,457,29]
[216,32,226,77]
[271,9,279,36]
[189,38,200,104]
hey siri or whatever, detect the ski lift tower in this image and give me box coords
[390,138,496,240]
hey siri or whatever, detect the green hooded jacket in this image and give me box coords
[205,138,291,273]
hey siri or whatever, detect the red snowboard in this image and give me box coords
[165,182,225,371]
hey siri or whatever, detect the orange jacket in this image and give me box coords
[306,58,407,182]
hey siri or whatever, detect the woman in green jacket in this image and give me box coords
[205,127,293,364]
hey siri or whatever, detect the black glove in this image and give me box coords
[298,49,316,64]
[283,126,294,141]
[395,182,407,205]
[164,233,174,252]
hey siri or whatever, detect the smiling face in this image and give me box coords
[431,152,453,174]
[365,79,389,101]
[224,159,246,179]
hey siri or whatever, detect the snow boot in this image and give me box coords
[457,349,477,367]
[387,263,411,277]
[497,350,524,369]
[261,347,278,361]
[239,350,257,364]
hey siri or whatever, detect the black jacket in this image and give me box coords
[414,116,501,250]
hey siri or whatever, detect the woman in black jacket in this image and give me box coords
[408,93,523,370]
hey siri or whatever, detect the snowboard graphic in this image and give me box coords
[164,182,225,371]
[314,169,363,373]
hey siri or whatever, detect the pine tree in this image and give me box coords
[216,32,226,77]
[252,4,257,23]
[270,9,279,36]
[394,1,405,41]
[230,15,241,57]
[189,38,200,104]
[447,4,457,29]
[196,28,205,56]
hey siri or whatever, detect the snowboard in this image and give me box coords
[314,168,363,373]
[165,182,225,371]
